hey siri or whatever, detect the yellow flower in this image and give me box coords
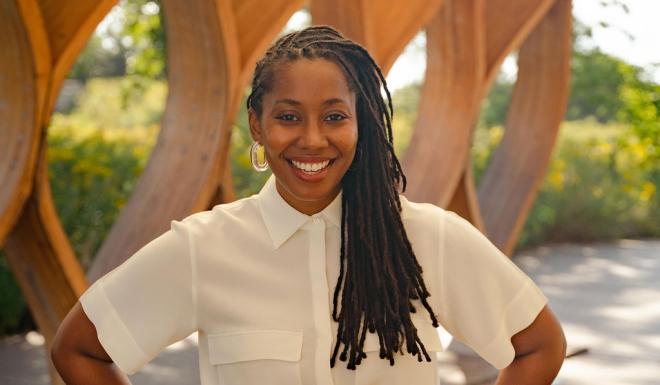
[640,181,656,202]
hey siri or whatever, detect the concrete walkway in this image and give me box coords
[2,239,659,385]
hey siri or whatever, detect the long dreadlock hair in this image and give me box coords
[246,25,440,370]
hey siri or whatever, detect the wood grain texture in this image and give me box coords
[478,0,572,253]
[16,0,52,124]
[0,2,104,383]
[3,0,118,327]
[444,0,554,229]
[400,0,571,252]
[0,0,40,247]
[402,0,485,211]
[87,0,241,280]
[484,0,554,88]
[2,0,90,336]
[310,0,444,74]
[234,0,305,87]
[310,0,369,46]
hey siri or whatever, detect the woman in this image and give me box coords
[51,25,566,385]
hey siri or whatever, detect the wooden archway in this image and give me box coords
[0,1,571,383]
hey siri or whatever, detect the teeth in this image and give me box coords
[291,159,331,173]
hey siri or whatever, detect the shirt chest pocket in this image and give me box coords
[207,330,303,385]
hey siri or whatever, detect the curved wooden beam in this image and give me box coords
[402,0,485,210]
[310,0,369,46]
[477,0,572,253]
[368,0,445,73]
[0,0,41,246]
[87,0,241,280]
[448,0,555,227]
[234,0,305,87]
[310,0,444,74]
[0,2,111,383]
[2,0,112,339]
[484,0,555,88]
[16,0,52,124]
[444,0,555,230]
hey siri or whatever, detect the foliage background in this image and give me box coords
[1,0,658,335]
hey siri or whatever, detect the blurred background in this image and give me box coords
[1,0,658,384]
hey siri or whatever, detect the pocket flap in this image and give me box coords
[363,321,443,352]
[207,330,303,365]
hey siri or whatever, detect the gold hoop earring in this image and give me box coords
[250,142,269,172]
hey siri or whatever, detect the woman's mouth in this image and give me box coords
[286,158,334,182]
[290,159,332,174]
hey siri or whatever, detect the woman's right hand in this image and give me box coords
[51,301,132,385]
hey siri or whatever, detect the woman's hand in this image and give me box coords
[51,301,132,385]
[495,305,567,384]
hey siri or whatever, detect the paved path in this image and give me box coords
[2,239,659,385]
[516,239,660,385]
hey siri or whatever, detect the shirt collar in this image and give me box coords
[257,175,342,249]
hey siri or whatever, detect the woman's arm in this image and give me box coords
[495,305,567,385]
[51,301,132,385]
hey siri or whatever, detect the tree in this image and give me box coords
[68,0,166,82]
[566,49,628,122]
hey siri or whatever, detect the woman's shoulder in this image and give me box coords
[179,194,261,230]
[399,195,483,238]
[399,194,447,222]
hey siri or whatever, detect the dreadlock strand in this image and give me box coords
[332,197,349,322]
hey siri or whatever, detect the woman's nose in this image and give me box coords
[299,121,328,148]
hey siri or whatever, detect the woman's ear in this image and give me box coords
[248,108,262,143]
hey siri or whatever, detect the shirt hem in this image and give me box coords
[476,279,549,369]
[79,278,150,375]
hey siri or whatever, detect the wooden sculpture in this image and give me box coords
[0,0,571,383]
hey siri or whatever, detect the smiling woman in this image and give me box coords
[52,25,566,385]
[244,27,443,370]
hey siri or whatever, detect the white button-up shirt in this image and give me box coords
[80,174,547,385]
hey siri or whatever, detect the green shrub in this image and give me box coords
[471,120,660,251]
[47,122,157,270]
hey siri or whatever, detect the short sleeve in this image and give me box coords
[79,219,197,375]
[437,211,547,369]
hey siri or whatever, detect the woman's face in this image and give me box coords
[249,58,358,215]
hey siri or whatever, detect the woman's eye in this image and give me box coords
[276,114,299,121]
[326,113,347,121]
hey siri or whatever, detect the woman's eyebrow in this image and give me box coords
[274,98,301,106]
[322,98,349,106]
[273,98,349,106]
